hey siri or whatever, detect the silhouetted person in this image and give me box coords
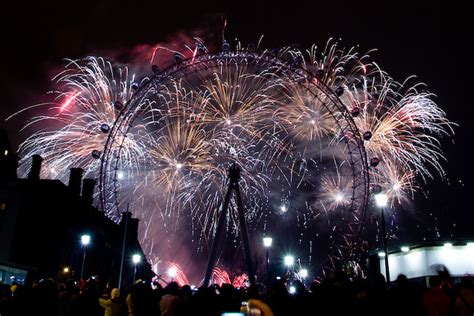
[387,274,424,316]
[58,279,81,316]
[265,279,291,316]
[455,277,474,316]
[367,273,388,316]
[423,275,452,316]
[290,280,310,315]
[160,282,181,316]
[190,285,218,315]
[98,287,124,316]
[27,278,60,316]
[174,284,194,316]
[126,281,156,316]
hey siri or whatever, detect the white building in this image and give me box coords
[378,242,474,282]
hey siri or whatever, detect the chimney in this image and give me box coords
[81,178,96,205]
[68,168,84,196]
[28,155,43,180]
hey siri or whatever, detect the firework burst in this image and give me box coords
[13,39,454,280]
[346,74,453,184]
[11,57,148,180]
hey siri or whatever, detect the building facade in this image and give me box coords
[0,128,153,288]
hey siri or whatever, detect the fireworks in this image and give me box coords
[211,267,231,286]
[11,39,453,280]
[345,74,453,182]
[10,57,149,180]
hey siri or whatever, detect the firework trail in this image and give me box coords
[211,267,231,286]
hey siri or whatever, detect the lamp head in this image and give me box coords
[374,193,388,207]
[132,254,141,264]
[81,235,91,246]
[284,255,294,267]
[263,237,273,248]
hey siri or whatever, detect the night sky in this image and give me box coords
[1,0,472,244]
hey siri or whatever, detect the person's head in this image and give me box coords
[270,279,288,296]
[111,288,120,299]
[165,282,180,296]
[181,284,192,296]
[396,274,408,285]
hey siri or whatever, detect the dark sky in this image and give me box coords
[1,0,472,240]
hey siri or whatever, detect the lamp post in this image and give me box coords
[375,192,390,284]
[284,255,294,282]
[132,254,141,282]
[263,237,272,289]
[80,234,91,280]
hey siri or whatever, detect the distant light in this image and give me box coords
[374,193,388,207]
[263,237,273,248]
[298,268,308,278]
[132,254,141,264]
[190,285,196,290]
[378,251,386,257]
[276,276,281,280]
[63,267,70,273]
[4,149,8,156]
[284,255,294,267]
[226,119,232,125]
[117,171,125,180]
[280,205,288,213]
[335,193,344,202]
[176,163,183,170]
[443,242,453,248]
[81,235,91,246]
[289,286,296,294]
[167,267,177,278]
[401,246,410,252]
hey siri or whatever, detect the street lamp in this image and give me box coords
[284,255,295,280]
[298,268,308,279]
[167,267,177,281]
[375,192,390,284]
[132,254,141,282]
[263,237,273,289]
[80,234,91,280]
[284,255,294,267]
[289,285,296,294]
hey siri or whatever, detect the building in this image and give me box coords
[369,241,474,284]
[0,128,153,288]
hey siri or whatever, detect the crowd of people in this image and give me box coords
[1,271,473,316]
